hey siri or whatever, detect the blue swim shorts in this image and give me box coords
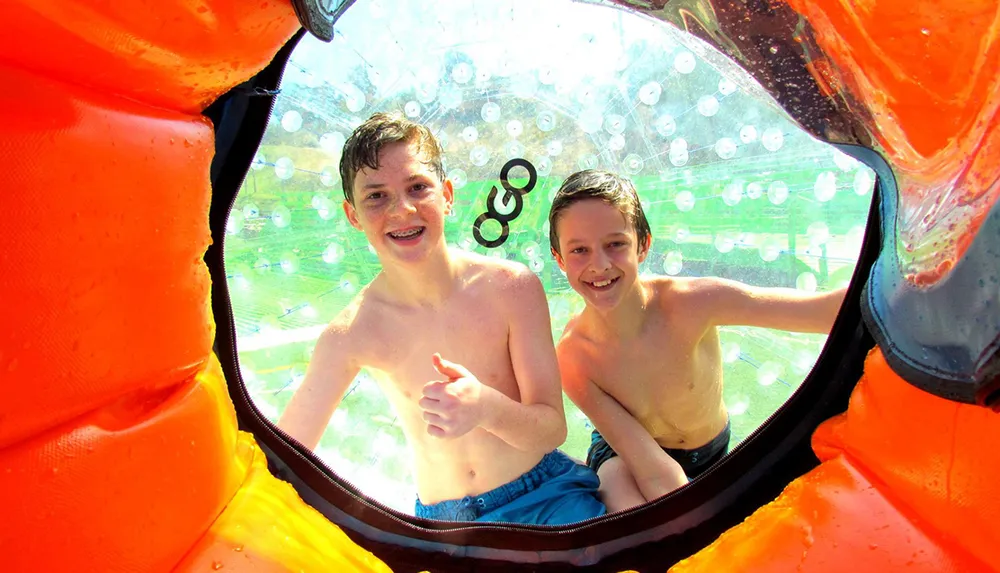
[414,450,607,525]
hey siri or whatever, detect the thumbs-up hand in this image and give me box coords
[419,353,489,439]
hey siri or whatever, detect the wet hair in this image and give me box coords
[339,111,445,205]
[548,169,652,255]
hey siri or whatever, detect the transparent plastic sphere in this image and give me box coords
[639,81,662,106]
[546,140,564,156]
[271,205,292,228]
[281,110,303,132]
[662,251,683,275]
[274,157,295,180]
[814,171,837,202]
[505,141,525,159]
[697,95,720,117]
[528,257,545,273]
[315,196,336,220]
[674,51,696,74]
[767,181,789,205]
[452,62,473,84]
[621,154,644,175]
[461,126,479,143]
[250,152,266,171]
[675,190,695,212]
[807,221,831,246]
[535,156,553,176]
[536,110,557,132]
[671,137,688,151]
[655,115,676,137]
[608,134,626,151]
[715,137,737,159]
[739,125,758,144]
[415,82,437,104]
[761,127,784,151]
[669,147,689,167]
[280,253,299,274]
[604,114,627,136]
[481,102,501,123]
[718,77,737,95]
[854,169,874,195]
[758,238,781,262]
[319,132,346,155]
[345,88,366,112]
[722,341,741,363]
[833,149,858,172]
[470,146,491,166]
[323,243,345,264]
[339,272,360,294]
[796,272,818,292]
[722,182,744,206]
[320,167,339,187]
[578,109,603,134]
[578,154,599,170]
[242,202,260,219]
[727,395,749,416]
[746,182,763,200]
[506,119,524,138]
[757,361,783,386]
[449,168,468,189]
[714,234,735,253]
[674,225,690,243]
[520,241,541,259]
[793,349,819,375]
[226,211,244,235]
[404,100,421,118]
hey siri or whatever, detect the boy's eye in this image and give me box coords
[571,247,587,254]
[365,192,385,201]
[609,241,627,248]
[410,183,430,193]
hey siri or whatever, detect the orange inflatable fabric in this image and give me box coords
[1,0,998,572]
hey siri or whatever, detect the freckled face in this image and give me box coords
[343,141,453,265]
[553,199,648,309]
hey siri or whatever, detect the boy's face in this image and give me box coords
[553,199,649,310]
[343,141,453,266]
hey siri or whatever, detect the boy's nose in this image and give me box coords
[389,195,417,216]
[592,251,612,271]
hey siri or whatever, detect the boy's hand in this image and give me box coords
[419,353,491,439]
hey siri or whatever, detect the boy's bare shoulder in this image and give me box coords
[317,282,387,350]
[647,275,726,307]
[454,249,541,297]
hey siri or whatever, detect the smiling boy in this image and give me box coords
[549,170,847,512]
[277,113,605,525]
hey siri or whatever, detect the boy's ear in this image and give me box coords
[552,247,566,272]
[343,200,363,231]
[442,178,455,214]
[637,232,652,262]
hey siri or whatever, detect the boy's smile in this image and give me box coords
[343,141,453,264]
[553,199,648,310]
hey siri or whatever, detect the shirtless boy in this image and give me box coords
[278,113,605,525]
[548,170,847,513]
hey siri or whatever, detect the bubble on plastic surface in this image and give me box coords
[536,111,557,132]
[807,222,830,246]
[662,251,683,275]
[722,341,741,363]
[604,114,627,136]
[226,211,244,235]
[481,102,501,123]
[250,152,266,171]
[675,190,695,212]
[319,132,346,155]
[579,109,604,134]
[323,243,345,264]
[505,141,525,159]
[253,257,271,275]
[608,134,626,151]
[520,241,541,259]
[404,101,421,118]
[759,237,781,262]
[616,154,642,176]
[535,156,553,176]
[847,224,866,252]
[529,257,545,273]
[316,196,336,220]
[271,204,292,228]
[674,225,690,243]
[697,95,719,117]
[739,125,758,144]
[796,272,818,292]
[761,128,784,151]
[757,361,783,386]
[728,395,749,416]
[639,81,662,106]
[506,120,524,138]
[469,146,491,166]
[793,349,819,375]
[722,182,743,206]
[746,182,763,200]
[537,65,556,85]
[674,51,696,74]
[669,147,689,167]
[655,115,676,137]
[671,138,688,151]
[439,86,463,109]
[579,154,599,170]
[546,140,564,156]
[280,253,299,274]
[274,157,295,180]
[833,149,858,172]
[714,234,735,253]
[281,110,303,132]
[718,78,737,95]
[449,168,468,189]
[345,87,366,112]
[715,138,737,159]
[461,126,479,143]
[814,171,837,202]
[767,181,789,205]
[452,62,473,84]
[489,247,508,259]
[854,169,874,195]
[339,272,360,294]
[242,202,260,219]
[320,167,339,187]
[415,82,437,104]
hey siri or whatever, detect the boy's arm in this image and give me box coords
[557,345,687,499]
[696,278,847,333]
[277,324,360,451]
